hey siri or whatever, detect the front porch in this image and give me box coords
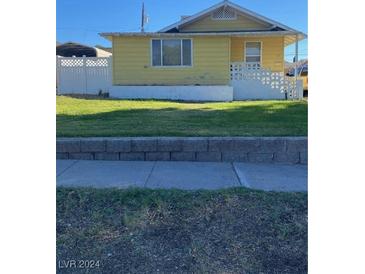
[228,36,303,100]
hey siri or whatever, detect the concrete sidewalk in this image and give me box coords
[57,160,307,192]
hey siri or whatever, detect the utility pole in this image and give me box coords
[141,2,145,32]
[295,34,299,81]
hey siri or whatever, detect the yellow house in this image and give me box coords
[100,0,306,101]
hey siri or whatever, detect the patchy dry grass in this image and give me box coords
[57,95,307,137]
[57,187,307,273]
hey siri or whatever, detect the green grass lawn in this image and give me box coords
[57,95,307,137]
[57,187,307,273]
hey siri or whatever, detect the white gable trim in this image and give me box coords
[158,0,302,34]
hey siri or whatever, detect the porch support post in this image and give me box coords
[295,34,299,81]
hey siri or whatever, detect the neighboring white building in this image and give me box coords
[94,47,112,57]
[57,42,112,57]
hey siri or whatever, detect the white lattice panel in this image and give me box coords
[230,62,302,100]
[60,59,84,67]
[212,6,236,20]
[86,58,109,67]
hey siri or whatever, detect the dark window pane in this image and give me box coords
[152,40,161,66]
[162,39,181,66]
[182,39,192,66]
[246,56,261,63]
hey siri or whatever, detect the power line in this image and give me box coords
[57,27,141,32]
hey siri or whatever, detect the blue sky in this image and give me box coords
[57,0,307,61]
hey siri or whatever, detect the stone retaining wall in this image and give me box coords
[57,137,307,164]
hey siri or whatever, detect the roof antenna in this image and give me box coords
[141,2,149,32]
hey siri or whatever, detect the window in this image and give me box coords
[152,39,192,67]
[163,40,181,66]
[245,42,261,63]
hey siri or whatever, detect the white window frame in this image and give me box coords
[244,41,262,64]
[151,38,193,68]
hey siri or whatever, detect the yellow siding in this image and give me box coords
[231,37,284,72]
[112,36,230,85]
[180,14,271,32]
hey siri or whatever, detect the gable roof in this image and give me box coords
[159,0,304,36]
[100,0,306,46]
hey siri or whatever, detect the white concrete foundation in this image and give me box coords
[231,80,286,100]
[110,85,233,102]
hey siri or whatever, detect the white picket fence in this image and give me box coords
[230,62,303,100]
[56,56,112,94]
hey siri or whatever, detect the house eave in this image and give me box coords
[99,31,306,46]
[100,31,305,38]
